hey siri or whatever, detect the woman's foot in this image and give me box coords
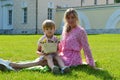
[93,67,103,70]
[82,61,88,65]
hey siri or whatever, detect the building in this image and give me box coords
[0,0,115,34]
[56,4,120,34]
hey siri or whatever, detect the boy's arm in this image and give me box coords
[54,36,60,43]
[37,37,45,56]
[36,45,44,56]
[37,36,51,56]
[55,36,60,52]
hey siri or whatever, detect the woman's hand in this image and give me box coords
[91,66,103,70]
[94,67,103,70]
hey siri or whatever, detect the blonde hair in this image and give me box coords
[63,8,79,33]
[42,20,56,30]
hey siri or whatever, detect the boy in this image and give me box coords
[36,20,69,74]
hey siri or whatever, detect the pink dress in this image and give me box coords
[59,26,95,67]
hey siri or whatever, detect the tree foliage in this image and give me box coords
[115,0,120,3]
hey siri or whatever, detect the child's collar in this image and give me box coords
[44,35,54,40]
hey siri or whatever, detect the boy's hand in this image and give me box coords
[41,51,49,56]
[37,51,44,56]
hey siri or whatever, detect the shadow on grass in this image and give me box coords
[0,64,115,80]
[69,65,114,80]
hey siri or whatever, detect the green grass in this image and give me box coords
[0,34,120,80]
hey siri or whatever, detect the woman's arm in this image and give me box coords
[79,29,95,67]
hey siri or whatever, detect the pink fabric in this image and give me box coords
[59,26,95,67]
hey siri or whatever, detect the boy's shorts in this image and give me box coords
[35,56,44,61]
[35,53,58,66]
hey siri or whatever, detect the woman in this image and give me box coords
[59,8,97,69]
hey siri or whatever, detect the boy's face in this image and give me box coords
[44,27,55,38]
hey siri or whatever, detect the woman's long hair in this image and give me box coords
[63,8,80,34]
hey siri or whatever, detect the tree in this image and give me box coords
[115,0,120,3]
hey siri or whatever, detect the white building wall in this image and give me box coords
[97,0,106,5]
[0,0,116,34]
[98,0,114,5]
[13,0,36,34]
[0,0,13,30]
[55,4,120,34]
[0,1,2,29]
[53,0,82,7]
[82,0,95,6]
[2,6,8,29]
[108,0,114,4]
[82,0,114,6]
[37,0,83,33]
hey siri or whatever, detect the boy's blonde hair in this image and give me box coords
[42,20,56,30]
[63,8,79,33]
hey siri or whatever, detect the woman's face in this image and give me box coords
[66,13,77,28]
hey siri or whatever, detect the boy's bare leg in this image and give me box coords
[45,55,61,74]
[54,55,70,73]
[54,55,65,68]
[9,59,47,70]
[45,55,54,69]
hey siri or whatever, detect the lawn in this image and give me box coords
[0,34,120,80]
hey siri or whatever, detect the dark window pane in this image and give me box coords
[48,8,52,20]
[23,8,27,23]
[8,10,12,25]
[94,0,97,5]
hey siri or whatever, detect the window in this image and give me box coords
[8,10,12,25]
[23,8,27,23]
[48,8,53,20]
[94,0,97,5]
[106,0,109,4]
[81,0,85,6]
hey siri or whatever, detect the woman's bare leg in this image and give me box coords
[9,59,47,70]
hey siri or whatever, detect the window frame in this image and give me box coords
[22,7,27,24]
[48,8,53,20]
[8,10,12,25]
[94,0,97,5]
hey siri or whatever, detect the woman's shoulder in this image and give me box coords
[76,26,86,33]
[75,26,87,38]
